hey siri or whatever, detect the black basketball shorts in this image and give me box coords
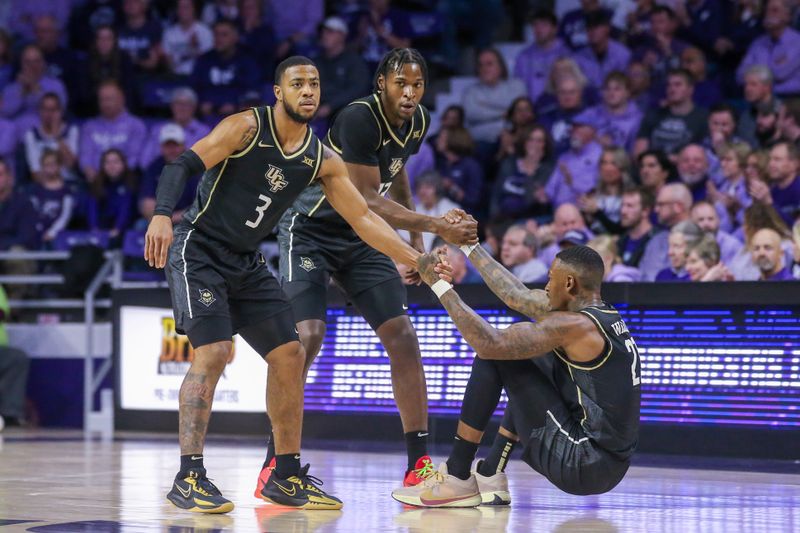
[277,215,407,330]
[520,402,630,496]
[165,223,299,355]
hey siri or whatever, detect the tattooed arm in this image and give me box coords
[189,109,259,168]
[418,253,597,361]
[466,245,551,320]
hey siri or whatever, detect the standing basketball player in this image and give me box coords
[253,48,478,493]
[392,245,641,507]
[145,56,423,513]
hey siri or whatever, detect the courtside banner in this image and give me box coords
[119,305,266,412]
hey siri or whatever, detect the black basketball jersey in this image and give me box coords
[183,106,323,253]
[552,304,641,459]
[285,93,430,232]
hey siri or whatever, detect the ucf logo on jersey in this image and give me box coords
[266,164,288,192]
[388,158,404,177]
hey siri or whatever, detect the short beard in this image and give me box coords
[284,103,314,124]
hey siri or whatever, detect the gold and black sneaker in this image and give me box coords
[166,468,234,514]
[260,464,343,510]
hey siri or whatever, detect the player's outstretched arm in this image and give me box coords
[144,110,259,268]
[345,161,478,246]
[319,147,420,268]
[418,253,589,360]
[463,245,550,320]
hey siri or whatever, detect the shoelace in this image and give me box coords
[298,465,326,495]
[422,469,446,488]
[413,458,436,480]
[189,471,221,496]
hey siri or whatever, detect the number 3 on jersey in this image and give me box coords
[625,338,642,386]
[245,194,272,228]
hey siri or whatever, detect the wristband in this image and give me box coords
[460,243,479,257]
[431,279,453,298]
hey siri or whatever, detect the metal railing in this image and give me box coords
[0,249,165,432]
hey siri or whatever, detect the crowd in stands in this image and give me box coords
[0,0,797,284]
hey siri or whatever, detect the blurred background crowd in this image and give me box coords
[0,0,798,286]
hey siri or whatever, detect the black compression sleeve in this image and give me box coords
[153,149,205,217]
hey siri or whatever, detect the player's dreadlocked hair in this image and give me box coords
[373,48,428,93]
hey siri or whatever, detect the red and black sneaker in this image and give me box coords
[402,455,436,487]
[254,457,276,499]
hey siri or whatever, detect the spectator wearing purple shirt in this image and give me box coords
[538,72,589,157]
[691,200,742,265]
[86,148,136,243]
[79,80,147,182]
[140,88,210,169]
[23,93,79,184]
[434,126,485,216]
[1,45,68,126]
[639,183,694,280]
[738,0,800,97]
[191,20,260,118]
[0,160,37,251]
[117,0,163,73]
[752,227,796,280]
[581,71,642,153]
[655,220,703,281]
[572,11,631,90]
[0,116,15,171]
[513,9,570,102]
[545,115,603,207]
[634,69,708,158]
[139,124,200,225]
[750,141,800,227]
[707,141,753,231]
[680,47,722,109]
[29,149,73,245]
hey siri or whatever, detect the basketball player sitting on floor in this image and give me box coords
[392,244,641,507]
